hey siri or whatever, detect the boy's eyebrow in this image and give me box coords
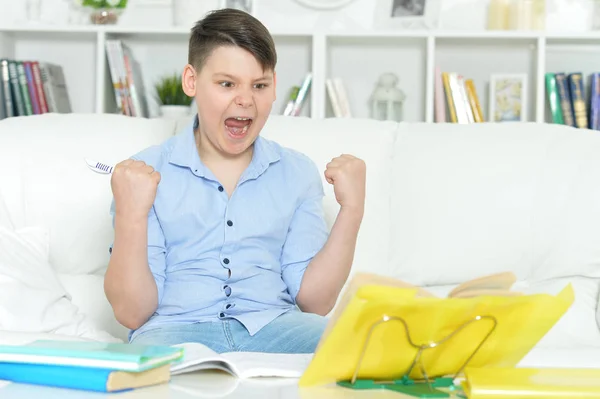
[214,73,273,82]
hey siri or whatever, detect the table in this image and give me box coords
[0,370,462,398]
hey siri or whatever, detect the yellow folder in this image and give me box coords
[462,366,600,398]
[299,283,574,387]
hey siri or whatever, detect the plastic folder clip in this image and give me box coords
[336,314,498,398]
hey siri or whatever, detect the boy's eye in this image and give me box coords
[254,83,267,89]
[220,81,233,88]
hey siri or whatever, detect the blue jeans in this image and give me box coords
[129,310,327,354]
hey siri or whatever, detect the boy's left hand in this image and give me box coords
[324,154,366,214]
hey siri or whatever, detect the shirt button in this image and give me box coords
[218,186,224,192]
[227,220,233,227]
[219,312,225,318]
[225,304,232,309]
[223,285,232,297]
[223,258,230,265]
[109,247,112,254]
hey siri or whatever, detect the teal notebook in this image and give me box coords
[0,340,184,372]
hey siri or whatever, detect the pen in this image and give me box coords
[85,158,114,174]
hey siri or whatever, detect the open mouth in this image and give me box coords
[224,117,253,137]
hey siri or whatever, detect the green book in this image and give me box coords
[0,340,184,372]
[545,73,564,124]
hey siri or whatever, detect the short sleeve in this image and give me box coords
[109,200,167,305]
[280,161,329,303]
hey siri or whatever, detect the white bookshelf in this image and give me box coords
[2,24,600,123]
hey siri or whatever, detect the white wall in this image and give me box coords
[0,0,596,32]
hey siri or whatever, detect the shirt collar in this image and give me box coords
[168,114,207,175]
[168,114,280,180]
[243,133,281,182]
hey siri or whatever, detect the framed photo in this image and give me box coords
[489,74,527,122]
[373,0,441,29]
[221,0,254,14]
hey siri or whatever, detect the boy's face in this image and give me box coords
[182,45,276,158]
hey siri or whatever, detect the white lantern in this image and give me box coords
[369,73,406,122]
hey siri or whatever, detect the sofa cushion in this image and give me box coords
[389,122,600,286]
[0,193,118,341]
[57,273,129,343]
[0,114,176,275]
[261,115,398,278]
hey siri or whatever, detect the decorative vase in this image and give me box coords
[88,7,123,24]
[160,105,191,119]
[172,0,221,28]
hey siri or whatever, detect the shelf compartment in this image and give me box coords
[325,36,428,122]
[2,30,98,114]
[272,35,313,118]
[544,39,600,126]
[434,36,538,123]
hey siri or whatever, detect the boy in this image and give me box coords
[104,8,366,354]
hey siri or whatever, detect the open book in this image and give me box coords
[169,342,313,379]
[318,271,520,350]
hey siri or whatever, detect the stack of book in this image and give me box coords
[326,77,352,118]
[0,340,183,393]
[105,39,149,118]
[0,59,71,121]
[546,72,600,130]
[435,67,484,124]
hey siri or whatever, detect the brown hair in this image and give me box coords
[188,8,277,72]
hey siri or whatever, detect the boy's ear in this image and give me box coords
[182,64,197,97]
[273,70,277,102]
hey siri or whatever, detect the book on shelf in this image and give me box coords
[0,58,71,121]
[283,73,312,117]
[326,77,352,118]
[546,71,600,131]
[105,39,149,118]
[437,68,484,124]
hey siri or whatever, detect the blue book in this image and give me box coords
[0,361,171,393]
[589,73,600,130]
[0,340,183,372]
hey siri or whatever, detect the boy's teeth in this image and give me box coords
[228,124,249,135]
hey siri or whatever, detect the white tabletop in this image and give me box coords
[0,370,461,398]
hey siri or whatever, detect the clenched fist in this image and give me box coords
[324,154,366,214]
[111,159,161,220]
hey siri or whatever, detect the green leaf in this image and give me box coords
[154,73,193,106]
[81,0,128,9]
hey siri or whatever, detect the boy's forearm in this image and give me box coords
[296,207,363,315]
[104,214,158,330]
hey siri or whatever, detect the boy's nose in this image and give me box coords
[234,91,254,108]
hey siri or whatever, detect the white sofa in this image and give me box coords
[2,113,600,369]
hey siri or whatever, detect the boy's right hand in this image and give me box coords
[111,159,161,220]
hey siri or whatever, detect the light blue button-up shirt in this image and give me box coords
[110,116,329,341]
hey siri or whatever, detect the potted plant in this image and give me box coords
[154,73,193,119]
[78,0,128,24]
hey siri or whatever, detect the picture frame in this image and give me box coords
[373,0,441,30]
[489,74,527,122]
[221,0,255,15]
